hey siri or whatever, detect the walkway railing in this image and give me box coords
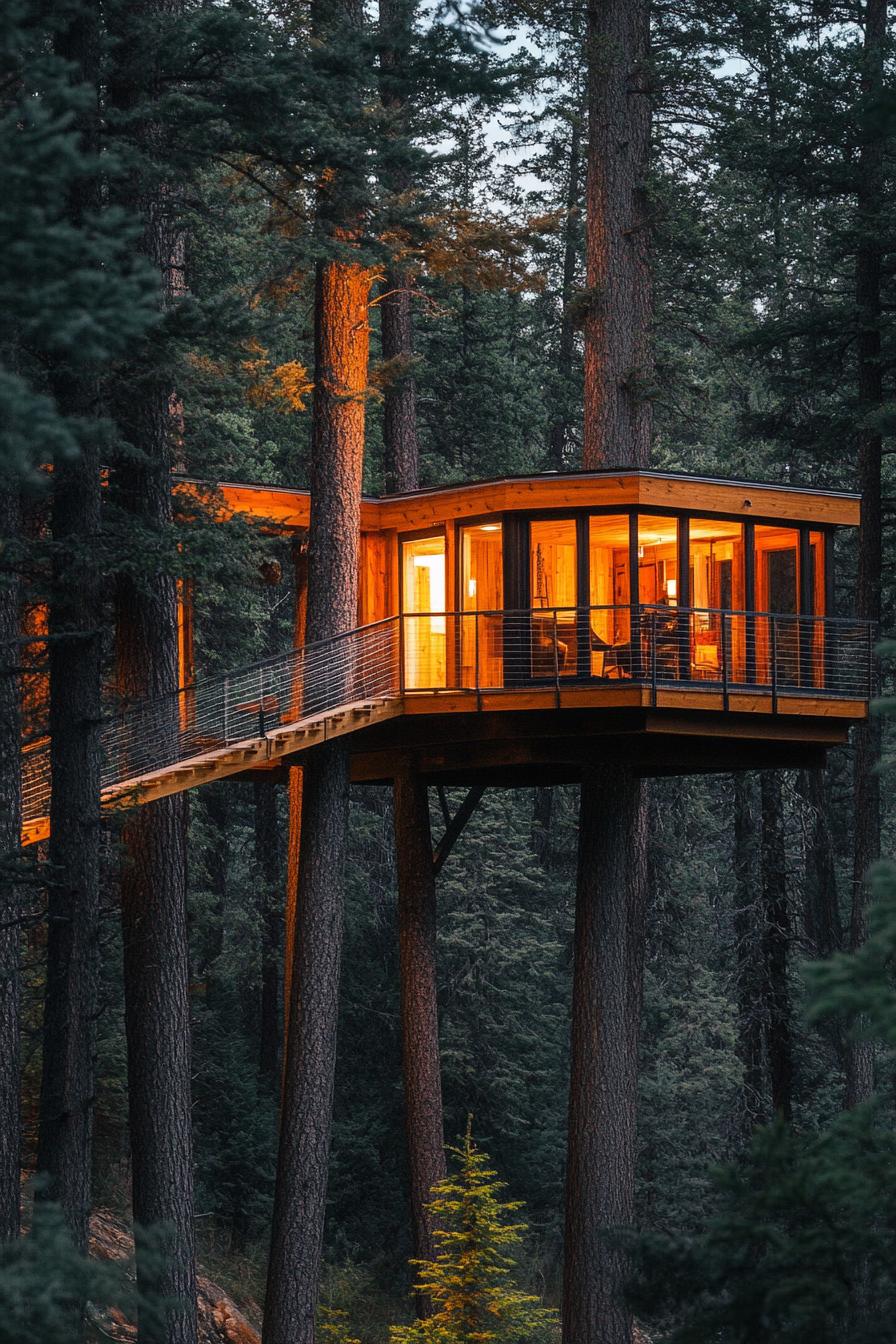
[20,606,873,831]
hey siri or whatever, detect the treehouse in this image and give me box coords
[20,468,873,843]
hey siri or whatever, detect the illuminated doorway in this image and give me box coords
[402,534,446,688]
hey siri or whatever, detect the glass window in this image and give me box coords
[754,525,801,686]
[688,519,745,681]
[589,515,631,676]
[461,522,503,688]
[402,534,446,689]
[530,519,577,677]
[637,515,680,680]
[808,530,826,688]
[637,515,679,607]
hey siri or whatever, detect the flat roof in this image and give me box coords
[174,469,860,530]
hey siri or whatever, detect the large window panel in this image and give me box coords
[530,518,577,677]
[754,525,800,686]
[638,515,679,679]
[461,522,503,688]
[688,518,745,681]
[589,515,631,676]
[402,534,446,689]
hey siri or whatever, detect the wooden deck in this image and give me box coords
[20,682,865,846]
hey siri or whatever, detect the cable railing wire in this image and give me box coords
[20,606,874,827]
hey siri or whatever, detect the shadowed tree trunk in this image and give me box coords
[255,778,282,1090]
[0,486,21,1242]
[564,766,647,1344]
[582,0,652,465]
[847,0,887,1110]
[797,768,841,959]
[115,422,197,1344]
[263,222,373,1340]
[35,5,102,1268]
[566,3,652,1341]
[377,2,445,1301]
[760,772,793,1122]
[547,65,584,470]
[732,773,766,1138]
[283,541,307,1049]
[394,761,444,1306]
[379,0,419,493]
[109,1,197,1336]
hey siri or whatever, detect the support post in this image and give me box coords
[393,760,446,1315]
[564,765,648,1344]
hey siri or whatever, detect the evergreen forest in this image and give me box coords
[1,1,895,1342]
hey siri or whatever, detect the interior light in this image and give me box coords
[479,523,500,532]
[666,578,677,598]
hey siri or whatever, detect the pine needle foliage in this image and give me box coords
[390,1121,558,1344]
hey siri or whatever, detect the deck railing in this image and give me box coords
[20,606,874,829]
[401,606,875,702]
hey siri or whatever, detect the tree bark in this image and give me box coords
[255,779,282,1090]
[759,772,793,1123]
[379,0,419,493]
[115,450,197,1344]
[109,1,197,1333]
[583,0,652,467]
[34,4,103,1272]
[264,247,372,1343]
[797,768,841,959]
[732,774,766,1138]
[394,762,445,1304]
[548,101,583,470]
[847,0,887,1110]
[567,5,653,1340]
[283,543,307,1052]
[563,766,647,1344]
[0,485,21,1242]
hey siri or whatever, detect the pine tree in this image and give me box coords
[390,1122,558,1344]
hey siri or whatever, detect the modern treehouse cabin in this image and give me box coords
[21,468,873,842]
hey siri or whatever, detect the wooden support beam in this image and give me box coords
[432,784,486,875]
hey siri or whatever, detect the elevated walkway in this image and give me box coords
[21,607,873,845]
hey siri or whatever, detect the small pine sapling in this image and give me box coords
[390,1119,558,1343]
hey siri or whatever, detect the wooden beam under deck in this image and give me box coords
[21,683,864,846]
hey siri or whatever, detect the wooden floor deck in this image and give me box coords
[20,682,865,846]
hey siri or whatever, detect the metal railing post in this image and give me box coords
[474,613,481,709]
[223,677,230,742]
[650,609,657,707]
[721,612,730,712]
[771,617,779,715]
[552,609,561,708]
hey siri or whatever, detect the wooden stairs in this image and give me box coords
[21,696,400,847]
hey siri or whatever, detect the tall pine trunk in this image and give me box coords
[110,2,197,1336]
[0,485,22,1241]
[379,0,419,492]
[582,0,652,465]
[378,1,446,1298]
[394,762,444,1306]
[733,773,765,1138]
[547,82,583,470]
[564,767,647,1344]
[759,772,793,1121]
[847,0,887,1109]
[264,251,372,1344]
[35,4,103,1264]
[255,779,282,1090]
[566,3,652,1340]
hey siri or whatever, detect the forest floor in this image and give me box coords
[90,1209,261,1344]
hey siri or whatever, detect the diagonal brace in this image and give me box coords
[432,785,486,875]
